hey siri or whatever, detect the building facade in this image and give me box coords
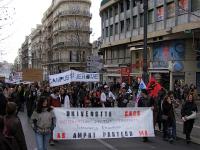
[31,25,43,69]
[100,0,200,91]
[42,0,92,75]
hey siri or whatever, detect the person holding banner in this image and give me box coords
[31,96,55,150]
[138,89,154,142]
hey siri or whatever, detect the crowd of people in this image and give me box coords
[0,80,199,149]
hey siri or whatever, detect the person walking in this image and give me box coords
[181,94,198,144]
[162,95,176,143]
[4,102,27,150]
[0,87,7,116]
[0,116,14,150]
[31,96,55,150]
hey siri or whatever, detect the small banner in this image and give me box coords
[49,70,100,87]
[53,107,155,140]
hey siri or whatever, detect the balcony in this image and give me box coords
[53,26,92,34]
[46,59,86,65]
[52,41,92,49]
[53,10,92,22]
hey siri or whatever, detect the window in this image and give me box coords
[133,16,137,29]
[110,25,113,36]
[106,27,108,37]
[115,23,118,34]
[114,4,118,15]
[156,6,164,21]
[178,0,188,14]
[120,2,124,13]
[120,21,124,32]
[148,10,154,24]
[140,13,144,27]
[70,51,72,62]
[109,7,113,18]
[126,18,130,31]
[192,0,200,11]
[105,10,108,20]
[167,2,175,18]
[126,0,130,10]
[102,29,104,38]
[82,51,85,61]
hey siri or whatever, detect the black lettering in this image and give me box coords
[105,111,107,117]
[73,133,76,139]
[83,132,87,138]
[109,111,112,117]
[108,132,111,138]
[78,132,82,138]
[76,111,79,117]
[88,133,91,138]
[121,132,124,137]
[93,133,96,138]
[129,131,133,136]
[86,111,88,117]
[66,111,70,117]
[112,132,115,137]
[116,132,119,137]
[100,111,103,117]
[90,111,94,117]
[71,111,75,117]
[95,111,98,117]
[125,131,128,136]
[81,111,84,117]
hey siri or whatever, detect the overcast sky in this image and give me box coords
[0,0,101,63]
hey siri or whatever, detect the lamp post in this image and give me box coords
[136,0,148,84]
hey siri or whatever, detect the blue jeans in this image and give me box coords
[35,132,51,150]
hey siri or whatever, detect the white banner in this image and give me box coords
[49,70,100,87]
[53,107,155,140]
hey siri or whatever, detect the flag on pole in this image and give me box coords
[135,79,146,107]
[147,76,162,98]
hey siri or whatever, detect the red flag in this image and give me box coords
[147,77,162,98]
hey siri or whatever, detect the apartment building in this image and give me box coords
[31,25,42,69]
[100,0,200,91]
[41,0,92,75]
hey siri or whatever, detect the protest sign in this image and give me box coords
[53,107,154,140]
[49,70,100,87]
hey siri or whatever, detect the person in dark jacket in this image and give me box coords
[4,102,27,150]
[162,95,175,143]
[0,116,14,150]
[181,94,198,144]
[0,87,7,116]
[138,89,153,142]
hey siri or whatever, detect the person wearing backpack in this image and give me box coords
[181,94,198,144]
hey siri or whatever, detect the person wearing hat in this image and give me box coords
[100,85,116,107]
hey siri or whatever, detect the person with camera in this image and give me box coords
[100,85,116,107]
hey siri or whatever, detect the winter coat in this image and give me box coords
[0,133,14,150]
[0,92,7,116]
[4,115,27,150]
[181,101,198,119]
[162,100,175,126]
[31,108,55,134]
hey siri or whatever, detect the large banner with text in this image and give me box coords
[49,70,100,87]
[53,107,155,140]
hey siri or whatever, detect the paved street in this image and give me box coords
[19,111,200,150]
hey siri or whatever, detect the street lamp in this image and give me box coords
[135,0,148,84]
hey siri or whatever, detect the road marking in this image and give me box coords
[176,121,200,129]
[96,139,118,150]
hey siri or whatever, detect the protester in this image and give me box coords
[181,94,198,144]
[0,116,14,150]
[31,96,55,150]
[60,88,70,108]
[4,102,27,150]
[0,87,7,116]
[100,85,115,107]
[117,87,130,107]
[162,95,176,143]
[138,89,153,142]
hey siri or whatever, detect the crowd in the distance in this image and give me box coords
[0,79,199,150]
